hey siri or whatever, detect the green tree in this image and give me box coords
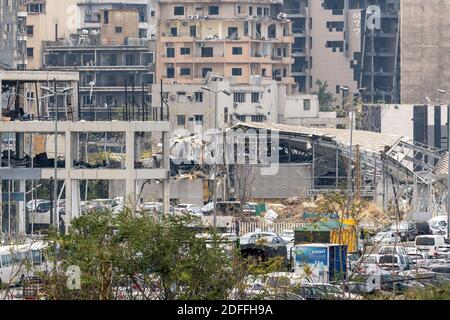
[314,79,335,111]
[42,209,285,300]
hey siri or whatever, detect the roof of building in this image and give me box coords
[231,122,403,154]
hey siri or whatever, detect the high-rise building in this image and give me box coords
[400,0,450,105]
[0,0,27,70]
[43,7,155,120]
[155,0,294,87]
[21,0,77,70]
[284,0,400,105]
[152,0,344,130]
[77,0,157,39]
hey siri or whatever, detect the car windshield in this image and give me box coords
[416,237,435,246]
[379,255,398,264]
[379,247,396,254]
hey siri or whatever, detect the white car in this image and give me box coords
[372,231,401,244]
[428,215,448,236]
[378,245,408,256]
[142,202,163,213]
[280,230,295,242]
[240,231,281,245]
[174,204,197,214]
[415,235,447,257]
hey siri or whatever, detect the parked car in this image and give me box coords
[428,215,448,235]
[240,231,283,245]
[427,265,450,275]
[415,235,447,257]
[390,221,418,241]
[185,206,204,217]
[378,245,408,256]
[280,230,295,242]
[414,221,432,236]
[378,254,409,271]
[371,231,401,244]
[174,204,197,214]
[294,284,358,300]
[142,202,163,213]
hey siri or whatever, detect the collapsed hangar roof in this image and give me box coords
[230,122,403,155]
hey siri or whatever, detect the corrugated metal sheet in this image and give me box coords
[231,122,403,154]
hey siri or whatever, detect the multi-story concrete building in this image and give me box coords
[21,0,77,70]
[155,0,294,87]
[284,0,400,105]
[0,0,27,70]
[152,0,342,130]
[155,76,343,131]
[0,69,170,236]
[42,8,155,120]
[77,0,157,39]
[400,0,450,105]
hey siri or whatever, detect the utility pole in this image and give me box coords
[201,82,231,228]
[53,78,59,232]
[437,89,450,239]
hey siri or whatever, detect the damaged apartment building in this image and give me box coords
[0,0,27,70]
[42,4,156,120]
[152,0,342,131]
[283,0,400,105]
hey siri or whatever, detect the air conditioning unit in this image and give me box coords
[86,10,92,15]
[169,93,176,101]
[197,42,205,47]
[233,102,239,108]
[182,22,188,26]
[165,42,173,47]
[187,94,194,100]
[188,15,194,19]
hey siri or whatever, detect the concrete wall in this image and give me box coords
[247,163,312,200]
[309,1,361,103]
[142,178,204,205]
[25,0,77,69]
[401,0,450,104]
[100,9,139,45]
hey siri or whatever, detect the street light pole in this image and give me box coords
[53,79,58,233]
[201,85,231,229]
[437,89,450,238]
[340,86,366,210]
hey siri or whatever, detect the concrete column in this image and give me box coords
[17,180,26,235]
[162,131,170,214]
[72,80,79,121]
[0,78,3,121]
[125,129,135,206]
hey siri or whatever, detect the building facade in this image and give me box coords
[42,8,155,120]
[155,0,294,87]
[77,0,157,39]
[400,0,450,105]
[283,0,400,105]
[0,0,27,70]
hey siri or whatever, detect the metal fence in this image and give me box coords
[231,221,307,236]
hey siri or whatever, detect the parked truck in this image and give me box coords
[294,219,360,253]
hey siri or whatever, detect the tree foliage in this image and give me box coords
[313,79,335,111]
[42,210,283,300]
